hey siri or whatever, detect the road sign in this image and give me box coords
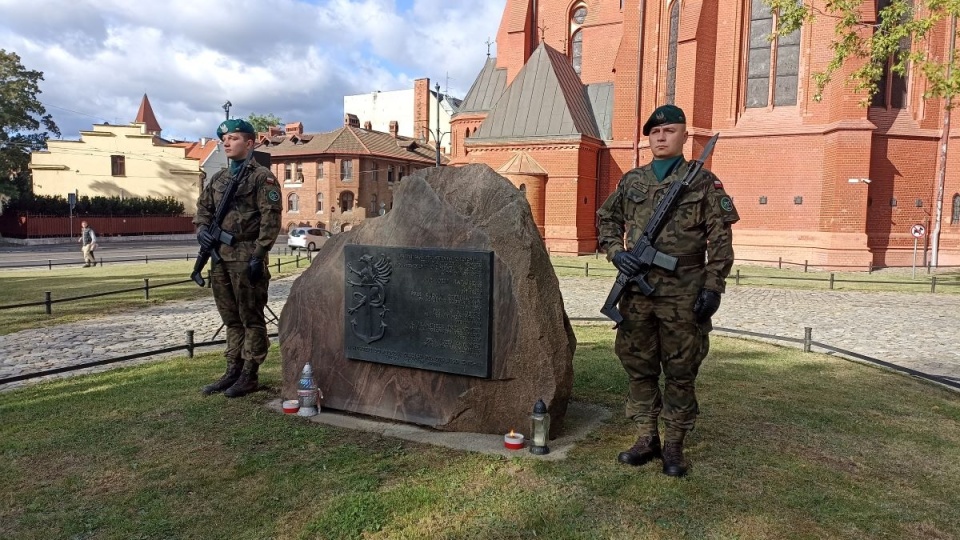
[911,224,926,238]
[67,193,76,210]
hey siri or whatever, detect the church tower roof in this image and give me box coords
[134,94,162,135]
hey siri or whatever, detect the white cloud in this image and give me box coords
[0,0,506,141]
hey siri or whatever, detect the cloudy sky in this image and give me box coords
[0,0,506,142]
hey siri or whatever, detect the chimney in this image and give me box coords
[363,121,372,130]
[389,121,398,138]
[268,126,283,137]
[344,113,360,128]
[413,77,430,141]
[285,122,304,136]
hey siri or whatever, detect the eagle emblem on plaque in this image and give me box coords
[347,254,392,343]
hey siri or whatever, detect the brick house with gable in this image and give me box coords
[258,116,442,233]
[452,0,960,268]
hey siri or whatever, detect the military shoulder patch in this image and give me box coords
[720,196,734,212]
[265,175,277,185]
[714,179,724,189]
[267,190,281,202]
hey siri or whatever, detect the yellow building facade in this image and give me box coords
[29,122,202,215]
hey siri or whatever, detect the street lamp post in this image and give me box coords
[222,101,232,120]
[426,83,451,168]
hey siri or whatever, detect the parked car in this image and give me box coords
[287,227,332,251]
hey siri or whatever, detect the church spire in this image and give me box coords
[134,93,162,136]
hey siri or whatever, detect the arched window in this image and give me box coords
[745,0,800,108]
[316,192,324,213]
[952,194,960,225]
[569,4,587,75]
[287,193,299,213]
[339,191,354,213]
[872,0,911,108]
[665,1,680,105]
[340,159,353,180]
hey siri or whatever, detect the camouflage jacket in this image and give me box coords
[597,159,739,296]
[193,160,282,263]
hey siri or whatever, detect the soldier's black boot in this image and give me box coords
[201,359,242,395]
[224,361,260,398]
[617,434,662,466]
[662,441,690,477]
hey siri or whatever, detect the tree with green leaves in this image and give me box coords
[0,50,60,202]
[247,113,283,133]
[766,0,958,104]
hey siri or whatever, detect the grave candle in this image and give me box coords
[503,430,525,450]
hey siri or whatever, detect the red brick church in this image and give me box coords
[450,0,960,268]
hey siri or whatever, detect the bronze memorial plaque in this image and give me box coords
[343,245,494,378]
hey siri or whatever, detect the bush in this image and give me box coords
[9,194,185,216]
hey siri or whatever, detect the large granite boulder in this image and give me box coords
[279,164,575,435]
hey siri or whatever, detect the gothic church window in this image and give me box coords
[665,1,680,105]
[871,0,911,109]
[569,3,587,75]
[745,0,800,108]
[952,194,960,225]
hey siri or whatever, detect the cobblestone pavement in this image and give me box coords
[2,275,959,389]
[561,277,960,384]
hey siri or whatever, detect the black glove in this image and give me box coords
[612,251,643,276]
[197,227,216,250]
[247,256,265,283]
[693,288,722,323]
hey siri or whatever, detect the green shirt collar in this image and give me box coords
[651,156,683,182]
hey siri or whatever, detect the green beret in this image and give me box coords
[217,119,256,140]
[642,104,686,136]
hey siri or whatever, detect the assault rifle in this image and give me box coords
[599,133,719,327]
[190,157,252,287]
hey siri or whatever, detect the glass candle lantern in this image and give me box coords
[529,398,551,455]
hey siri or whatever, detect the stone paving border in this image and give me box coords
[2,275,959,392]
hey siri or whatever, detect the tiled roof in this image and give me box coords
[472,42,602,141]
[134,94,162,134]
[259,126,441,164]
[457,57,508,114]
[497,151,547,175]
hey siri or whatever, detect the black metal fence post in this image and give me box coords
[803,327,812,352]
[584,263,589,277]
[735,269,741,286]
[829,273,835,290]
[778,257,782,269]
[931,276,937,294]
[44,292,52,315]
[804,260,808,273]
[144,278,150,300]
[48,259,52,270]
[186,330,195,358]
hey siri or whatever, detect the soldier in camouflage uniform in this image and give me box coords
[597,105,739,477]
[194,119,282,398]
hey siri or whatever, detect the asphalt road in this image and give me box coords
[0,237,292,269]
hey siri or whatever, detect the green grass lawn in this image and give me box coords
[551,254,960,294]
[2,327,958,539]
[0,256,309,335]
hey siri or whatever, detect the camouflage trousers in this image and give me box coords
[211,260,271,366]
[615,291,710,442]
